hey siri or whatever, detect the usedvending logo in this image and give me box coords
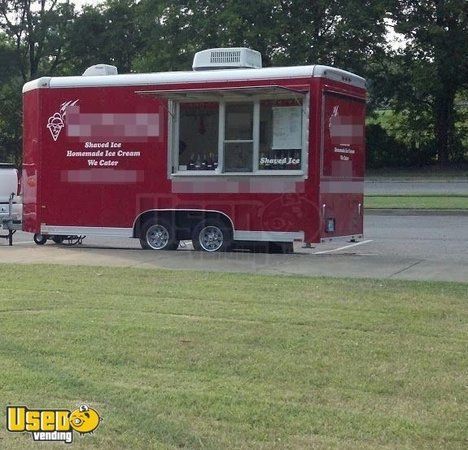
[7,404,101,444]
[47,100,79,141]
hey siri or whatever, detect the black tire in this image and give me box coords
[139,217,179,250]
[268,242,294,254]
[52,235,65,244]
[192,219,232,252]
[33,233,48,245]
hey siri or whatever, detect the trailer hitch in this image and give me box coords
[33,234,86,246]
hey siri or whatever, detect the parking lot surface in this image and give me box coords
[2,214,467,282]
[365,179,468,195]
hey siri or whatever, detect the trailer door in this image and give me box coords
[320,91,365,240]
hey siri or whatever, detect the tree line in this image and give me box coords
[0,0,466,167]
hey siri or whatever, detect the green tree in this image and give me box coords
[133,0,202,72]
[390,0,468,165]
[68,0,143,74]
[0,78,22,164]
[135,0,388,74]
[270,0,388,74]
[0,0,76,163]
[0,0,76,80]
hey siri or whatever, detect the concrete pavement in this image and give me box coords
[2,214,468,283]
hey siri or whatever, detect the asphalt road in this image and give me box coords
[365,180,468,195]
[2,214,467,283]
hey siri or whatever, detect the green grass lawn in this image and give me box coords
[365,195,468,210]
[0,265,466,449]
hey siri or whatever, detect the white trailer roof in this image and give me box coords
[23,65,366,93]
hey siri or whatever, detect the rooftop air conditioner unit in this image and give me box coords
[192,48,262,71]
[82,64,118,76]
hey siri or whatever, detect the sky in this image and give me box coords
[71,0,104,9]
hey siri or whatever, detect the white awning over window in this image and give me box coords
[136,85,308,102]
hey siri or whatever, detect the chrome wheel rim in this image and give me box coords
[146,224,170,249]
[199,226,223,252]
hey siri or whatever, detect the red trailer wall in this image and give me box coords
[319,88,366,240]
[22,75,364,244]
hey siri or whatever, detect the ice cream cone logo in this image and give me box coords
[47,113,65,141]
[328,105,340,138]
[47,99,79,142]
[329,105,339,128]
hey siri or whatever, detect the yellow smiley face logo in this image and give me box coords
[69,405,101,434]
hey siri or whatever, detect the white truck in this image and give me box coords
[0,164,22,245]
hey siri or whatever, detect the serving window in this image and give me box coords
[224,103,254,172]
[259,100,303,171]
[178,102,219,171]
[172,95,307,175]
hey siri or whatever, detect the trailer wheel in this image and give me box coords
[33,233,48,245]
[52,235,65,244]
[140,218,179,250]
[192,219,232,252]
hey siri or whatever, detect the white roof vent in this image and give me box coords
[82,64,118,76]
[192,48,262,71]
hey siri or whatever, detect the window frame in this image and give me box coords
[169,93,309,177]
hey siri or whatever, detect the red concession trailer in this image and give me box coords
[22,48,366,252]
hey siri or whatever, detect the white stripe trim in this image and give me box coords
[41,224,304,243]
[41,225,132,237]
[233,230,304,242]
